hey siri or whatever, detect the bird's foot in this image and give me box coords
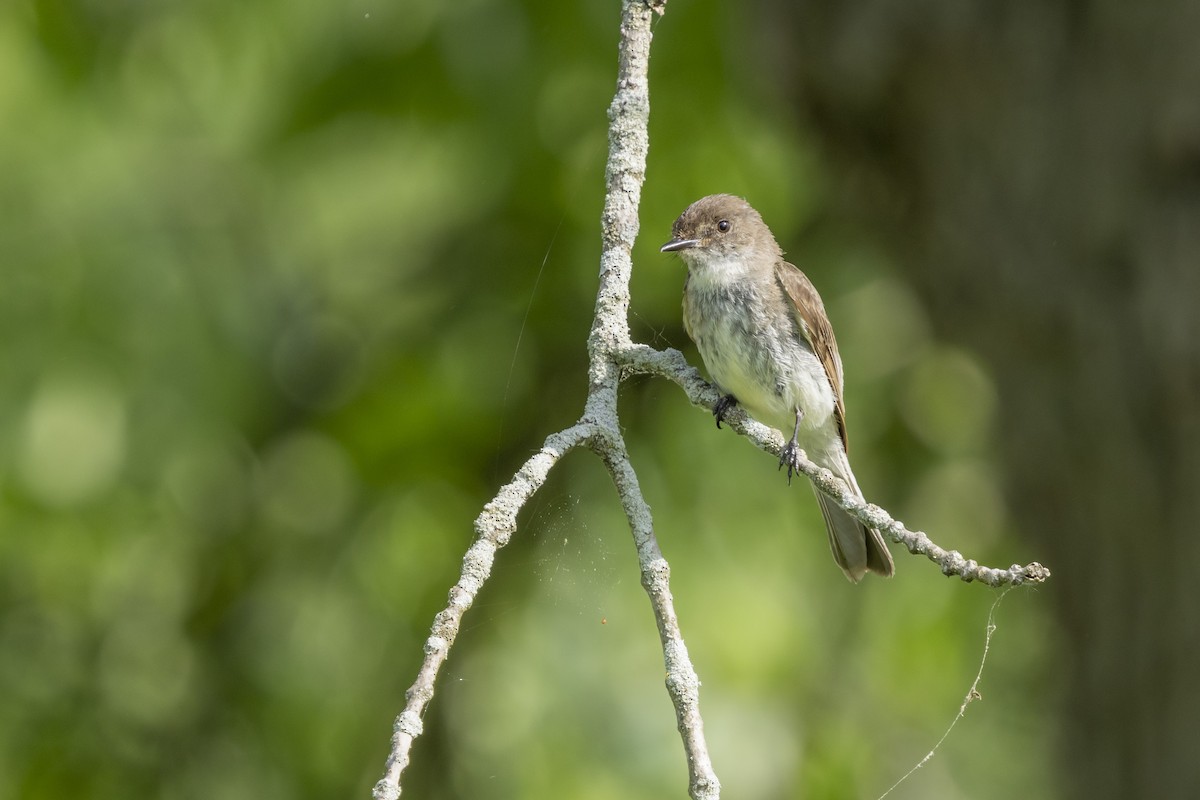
[713,394,738,429]
[778,439,803,485]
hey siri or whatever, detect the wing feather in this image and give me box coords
[775,261,849,452]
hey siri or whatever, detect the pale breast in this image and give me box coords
[684,273,837,438]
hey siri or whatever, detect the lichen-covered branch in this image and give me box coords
[584,0,722,795]
[376,1,723,798]
[618,344,1051,587]
[376,0,1049,795]
[592,431,721,799]
[372,424,594,800]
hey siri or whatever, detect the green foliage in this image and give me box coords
[0,0,1051,798]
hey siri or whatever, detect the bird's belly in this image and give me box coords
[691,315,836,438]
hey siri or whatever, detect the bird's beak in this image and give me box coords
[660,237,700,253]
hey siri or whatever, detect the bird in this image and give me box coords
[661,193,894,582]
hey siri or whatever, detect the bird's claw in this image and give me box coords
[778,440,802,485]
[712,394,738,429]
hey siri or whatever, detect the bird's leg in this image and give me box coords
[778,407,804,485]
[713,394,738,429]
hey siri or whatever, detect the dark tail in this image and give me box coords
[815,491,894,582]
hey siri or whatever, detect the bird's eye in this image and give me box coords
[717,219,730,233]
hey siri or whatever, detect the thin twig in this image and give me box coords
[619,344,1051,587]
[372,424,594,800]
[875,588,1012,799]
[592,432,721,799]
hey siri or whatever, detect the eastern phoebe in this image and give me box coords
[661,194,894,582]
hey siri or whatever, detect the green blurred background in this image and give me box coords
[3,0,1197,798]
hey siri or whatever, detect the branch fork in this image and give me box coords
[373,1,1048,797]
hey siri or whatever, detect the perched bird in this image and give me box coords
[661,194,894,582]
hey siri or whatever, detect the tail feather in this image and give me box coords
[813,452,895,582]
[816,492,892,582]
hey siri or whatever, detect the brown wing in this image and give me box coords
[774,260,850,452]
